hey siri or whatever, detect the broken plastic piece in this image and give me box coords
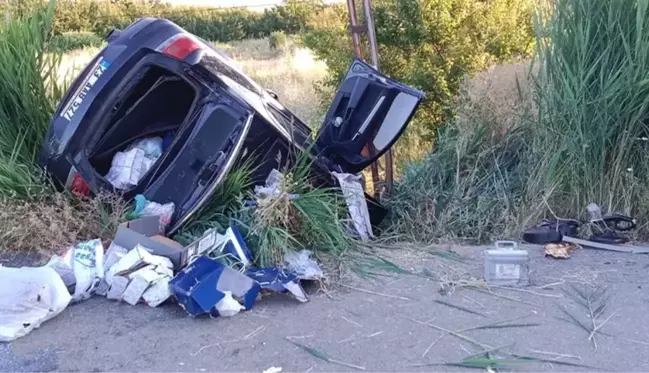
[332,172,374,241]
[221,224,253,266]
[170,256,260,317]
[0,266,72,342]
[245,268,309,303]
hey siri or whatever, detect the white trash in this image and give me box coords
[214,291,244,317]
[332,172,374,241]
[0,265,72,342]
[70,239,104,302]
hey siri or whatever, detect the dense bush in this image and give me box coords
[269,31,288,51]
[389,0,649,242]
[301,0,535,142]
[0,0,323,42]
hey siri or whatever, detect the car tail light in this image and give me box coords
[161,35,201,60]
[70,172,90,196]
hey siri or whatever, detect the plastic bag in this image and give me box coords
[70,239,104,302]
[129,137,163,159]
[0,265,71,342]
[134,194,175,230]
[284,250,323,280]
[213,291,244,317]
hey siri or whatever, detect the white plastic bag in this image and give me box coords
[284,250,323,280]
[139,201,175,230]
[129,137,163,158]
[0,266,72,342]
[70,239,104,302]
[214,291,244,317]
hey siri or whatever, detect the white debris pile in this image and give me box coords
[102,244,174,307]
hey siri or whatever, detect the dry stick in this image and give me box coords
[402,316,491,350]
[341,315,363,328]
[338,283,413,301]
[490,285,563,298]
[366,331,383,338]
[456,315,532,333]
[191,325,266,356]
[536,280,566,290]
[461,293,486,308]
[434,299,487,317]
[422,334,445,358]
[528,349,582,361]
[472,288,542,307]
[589,312,617,343]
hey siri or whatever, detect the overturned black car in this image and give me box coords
[40,18,424,234]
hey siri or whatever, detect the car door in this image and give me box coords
[314,58,425,174]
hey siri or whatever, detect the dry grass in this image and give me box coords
[0,192,129,256]
[212,38,328,126]
[59,38,328,126]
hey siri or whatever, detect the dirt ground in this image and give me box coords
[2,243,648,372]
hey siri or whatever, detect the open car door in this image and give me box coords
[314,59,425,174]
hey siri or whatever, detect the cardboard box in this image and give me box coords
[113,216,188,270]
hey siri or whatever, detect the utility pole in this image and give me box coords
[345,0,394,197]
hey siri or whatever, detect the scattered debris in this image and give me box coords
[483,241,529,287]
[544,242,577,259]
[245,267,309,303]
[0,265,71,342]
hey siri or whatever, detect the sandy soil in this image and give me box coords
[2,243,648,372]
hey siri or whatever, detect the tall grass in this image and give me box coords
[389,0,649,242]
[0,1,62,199]
[532,0,649,218]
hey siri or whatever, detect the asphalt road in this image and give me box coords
[2,244,649,372]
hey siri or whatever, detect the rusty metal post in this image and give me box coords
[362,0,394,196]
[346,0,363,58]
[346,0,381,195]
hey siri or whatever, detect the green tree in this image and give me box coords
[301,0,534,143]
